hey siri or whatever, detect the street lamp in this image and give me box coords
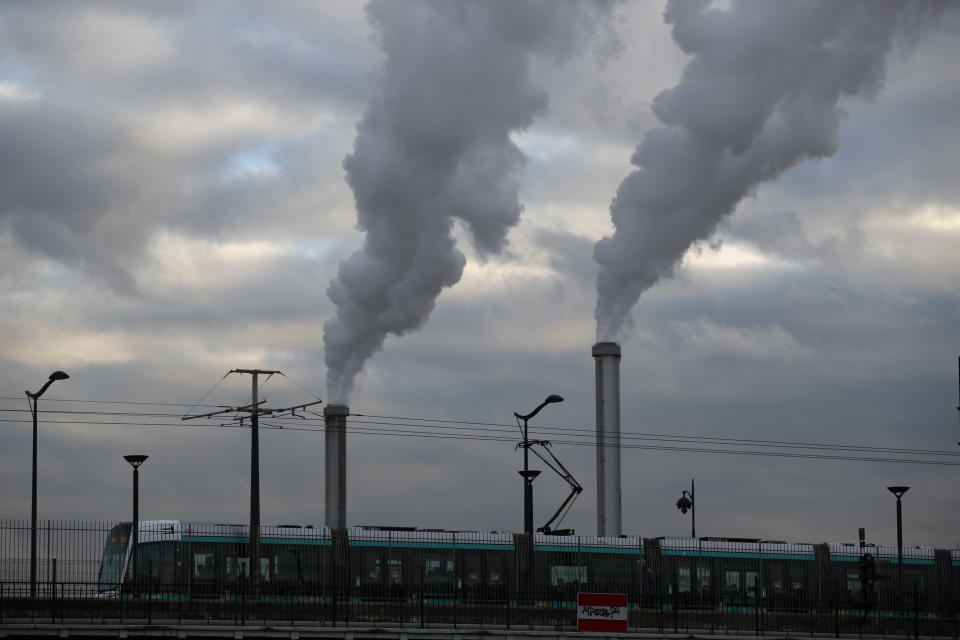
[124,455,148,590]
[886,486,909,606]
[26,370,69,598]
[676,478,695,538]
[515,394,564,537]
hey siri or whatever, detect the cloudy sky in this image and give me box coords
[1,1,958,550]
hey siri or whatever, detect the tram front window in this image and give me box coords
[98,523,131,592]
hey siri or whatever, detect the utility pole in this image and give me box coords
[183,369,321,598]
[233,368,275,594]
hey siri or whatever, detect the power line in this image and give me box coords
[3,405,958,459]
[3,398,957,458]
[0,396,223,409]
[0,413,958,466]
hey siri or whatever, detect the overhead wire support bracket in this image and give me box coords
[528,440,583,535]
[181,403,263,421]
[270,399,323,418]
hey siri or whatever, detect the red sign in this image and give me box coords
[577,592,628,632]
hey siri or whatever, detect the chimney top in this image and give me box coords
[324,404,350,417]
[592,342,621,357]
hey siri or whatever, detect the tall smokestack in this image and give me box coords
[593,342,621,537]
[323,404,349,529]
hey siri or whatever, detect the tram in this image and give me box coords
[97,520,960,610]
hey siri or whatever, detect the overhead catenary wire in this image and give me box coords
[0,410,958,466]
[4,397,957,456]
[4,400,960,457]
[2,405,958,459]
[180,371,231,419]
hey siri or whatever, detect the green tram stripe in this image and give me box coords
[182,535,331,545]
[662,550,815,561]
[533,545,641,554]
[831,555,934,565]
[348,540,513,551]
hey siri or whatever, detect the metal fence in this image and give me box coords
[0,520,107,599]
[0,519,957,638]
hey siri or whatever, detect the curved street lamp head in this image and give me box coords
[124,454,149,469]
[676,491,693,514]
[27,370,70,399]
[516,393,565,422]
[887,486,909,499]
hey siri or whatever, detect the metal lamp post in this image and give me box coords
[124,455,148,590]
[26,370,69,598]
[676,478,695,538]
[515,394,564,537]
[886,485,909,606]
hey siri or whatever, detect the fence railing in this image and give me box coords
[0,519,956,638]
[2,585,958,636]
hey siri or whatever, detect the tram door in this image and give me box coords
[671,559,711,607]
[721,567,759,605]
[745,570,759,602]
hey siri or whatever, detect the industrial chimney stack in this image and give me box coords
[593,342,622,537]
[323,404,349,529]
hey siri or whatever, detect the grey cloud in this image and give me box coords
[533,227,598,291]
[726,209,864,263]
[0,2,370,294]
[0,102,148,291]
[0,3,372,112]
[11,213,138,295]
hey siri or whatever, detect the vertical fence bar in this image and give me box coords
[50,557,56,623]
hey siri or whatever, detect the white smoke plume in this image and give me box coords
[594,0,947,341]
[325,0,617,402]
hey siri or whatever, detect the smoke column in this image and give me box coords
[326,0,615,402]
[594,0,941,341]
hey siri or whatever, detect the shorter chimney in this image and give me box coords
[324,405,349,529]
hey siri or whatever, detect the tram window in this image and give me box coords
[137,542,176,585]
[224,554,250,584]
[723,571,740,596]
[846,572,860,595]
[192,547,216,582]
[488,554,503,585]
[745,571,758,600]
[462,552,482,585]
[551,565,587,586]
[273,547,316,584]
[363,550,382,584]
[259,556,271,583]
[422,557,454,584]
[387,557,403,585]
[697,566,711,592]
[769,565,784,593]
[678,564,691,594]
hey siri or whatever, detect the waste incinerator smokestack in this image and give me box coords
[324,404,349,529]
[593,342,621,537]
